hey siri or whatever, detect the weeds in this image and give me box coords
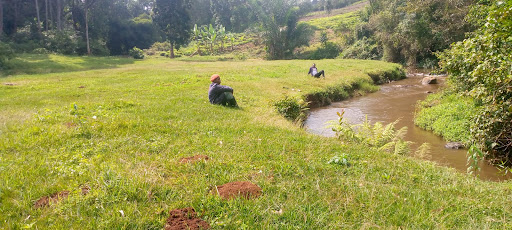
[329,110,411,155]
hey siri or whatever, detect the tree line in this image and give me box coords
[0,0,359,58]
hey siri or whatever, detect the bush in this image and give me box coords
[129,47,145,59]
[309,42,340,60]
[0,42,15,70]
[438,1,512,165]
[45,30,81,55]
[342,37,380,60]
[272,97,309,124]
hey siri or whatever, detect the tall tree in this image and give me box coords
[44,0,48,31]
[253,0,312,59]
[34,0,41,34]
[56,0,62,30]
[153,0,192,58]
[84,0,97,55]
[0,0,3,39]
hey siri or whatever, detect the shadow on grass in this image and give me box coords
[1,54,136,76]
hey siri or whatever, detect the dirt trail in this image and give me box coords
[299,1,369,22]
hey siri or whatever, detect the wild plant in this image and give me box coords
[329,110,412,155]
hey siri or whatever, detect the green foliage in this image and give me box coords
[358,0,476,66]
[129,47,145,59]
[254,1,313,59]
[308,42,340,60]
[329,110,412,155]
[0,42,15,70]
[107,16,160,55]
[272,97,309,123]
[438,0,512,165]
[414,92,475,145]
[45,30,82,55]
[342,37,380,60]
[364,67,406,85]
[153,0,192,58]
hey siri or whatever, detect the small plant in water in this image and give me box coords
[329,109,412,155]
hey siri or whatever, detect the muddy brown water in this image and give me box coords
[305,74,510,181]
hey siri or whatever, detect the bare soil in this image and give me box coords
[34,191,70,208]
[165,207,210,230]
[213,181,262,200]
[179,155,209,163]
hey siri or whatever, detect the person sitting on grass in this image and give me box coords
[208,74,238,107]
[308,63,325,78]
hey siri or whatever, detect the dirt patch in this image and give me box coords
[64,122,77,128]
[81,185,91,195]
[213,181,262,200]
[179,155,209,164]
[165,207,210,230]
[34,191,70,208]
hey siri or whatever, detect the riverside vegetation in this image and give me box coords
[2,55,512,229]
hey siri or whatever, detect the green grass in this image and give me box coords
[303,11,361,31]
[2,54,136,76]
[414,91,477,146]
[1,55,512,229]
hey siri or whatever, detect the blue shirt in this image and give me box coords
[208,83,234,104]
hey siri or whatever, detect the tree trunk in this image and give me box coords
[170,42,175,58]
[56,0,62,30]
[45,0,48,31]
[35,0,42,35]
[85,3,91,55]
[0,0,3,39]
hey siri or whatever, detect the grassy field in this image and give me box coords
[1,55,512,229]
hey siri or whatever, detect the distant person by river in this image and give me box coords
[308,63,325,78]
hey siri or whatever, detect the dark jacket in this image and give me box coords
[208,83,234,104]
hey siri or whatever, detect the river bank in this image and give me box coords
[2,55,512,228]
[305,73,510,181]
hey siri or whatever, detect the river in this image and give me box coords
[305,73,510,181]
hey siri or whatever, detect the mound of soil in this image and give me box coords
[81,185,91,195]
[34,191,70,208]
[179,155,209,163]
[165,207,210,230]
[213,181,262,200]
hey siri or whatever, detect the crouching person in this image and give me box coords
[208,74,238,107]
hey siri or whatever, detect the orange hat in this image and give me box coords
[210,74,220,82]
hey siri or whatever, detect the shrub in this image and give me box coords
[129,47,145,59]
[341,37,380,60]
[438,1,512,165]
[309,42,340,60]
[272,97,309,124]
[0,42,15,70]
[329,110,411,155]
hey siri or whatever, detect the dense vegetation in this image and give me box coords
[415,0,512,167]
[0,0,361,61]
[2,55,512,229]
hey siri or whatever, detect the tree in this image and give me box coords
[253,0,312,59]
[153,0,192,58]
[84,0,97,55]
[34,0,41,35]
[0,0,3,39]
[438,0,512,165]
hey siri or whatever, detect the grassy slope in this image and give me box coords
[1,55,512,229]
